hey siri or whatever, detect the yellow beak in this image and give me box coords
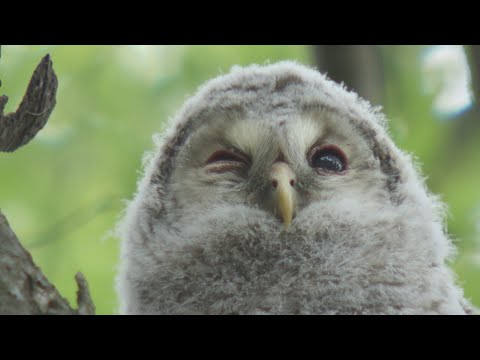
[270,162,296,227]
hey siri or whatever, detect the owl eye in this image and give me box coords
[309,145,347,174]
[205,149,249,173]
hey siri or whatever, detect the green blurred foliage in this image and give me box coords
[1,45,478,314]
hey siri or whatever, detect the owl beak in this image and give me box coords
[270,162,296,227]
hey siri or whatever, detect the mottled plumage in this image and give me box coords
[117,61,472,314]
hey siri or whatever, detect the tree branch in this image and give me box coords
[0,54,58,152]
[0,52,95,314]
[0,211,95,314]
[75,272,96,315]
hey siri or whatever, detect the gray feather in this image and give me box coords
[117,61,473,315]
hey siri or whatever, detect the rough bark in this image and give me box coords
[0,212,95,314]
[0,54,57,152]
[0,52,95,315]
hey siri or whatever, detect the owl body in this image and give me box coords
[117,61,472,314]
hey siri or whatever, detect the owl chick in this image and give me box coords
[117,61,473,315]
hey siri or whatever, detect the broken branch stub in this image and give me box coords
[0,211,95,314]
[0,54,58,152]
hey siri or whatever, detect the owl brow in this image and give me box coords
[304,130,332,154]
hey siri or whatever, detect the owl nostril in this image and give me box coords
[272,178,295,189]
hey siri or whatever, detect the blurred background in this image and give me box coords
[0,45,479,314]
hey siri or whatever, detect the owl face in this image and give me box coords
[118,61,471,314]
[167,108,388,229]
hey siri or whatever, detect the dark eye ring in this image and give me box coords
[206,149,248,164]
[205,149,249,173]
[308,144,348,174]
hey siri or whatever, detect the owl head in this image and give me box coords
[117,61,472,314]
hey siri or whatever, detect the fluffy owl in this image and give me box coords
[117,61,473,315]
